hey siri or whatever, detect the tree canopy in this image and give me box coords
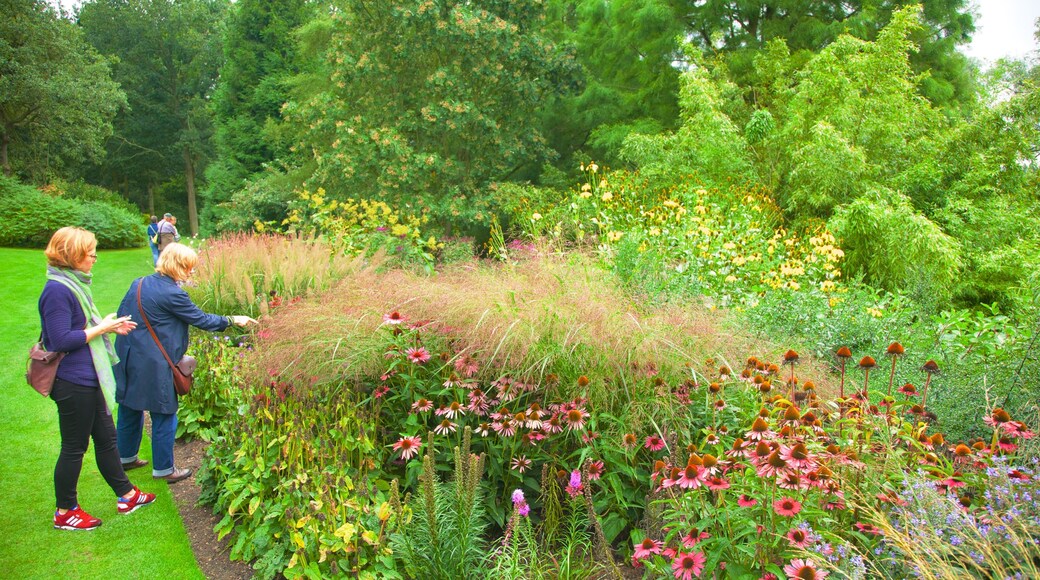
[0,0,124,179]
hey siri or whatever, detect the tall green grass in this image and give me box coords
[0,247,203,579]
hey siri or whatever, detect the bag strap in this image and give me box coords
[136,279,180,374]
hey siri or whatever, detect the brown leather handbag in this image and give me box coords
[26,337,66,396]
[136,279,194,396]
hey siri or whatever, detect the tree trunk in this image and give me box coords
[183,146,199,237]
[147,181,155,217]
[1,132,10,177]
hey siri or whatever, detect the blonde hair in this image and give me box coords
[156,243,198,281]
[45,227,96,269]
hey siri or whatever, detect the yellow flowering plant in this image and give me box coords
[266,188,442,273]
[511,164,845,306]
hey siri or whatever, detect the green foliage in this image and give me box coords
[392,437,489,579]
[283,0,576,228]
[76,200,144,249]
[0,0,125,180]
[213,168,299,233]
[78,0,227,236]
[0,176,80,247]
[176,333,250,440]
[540,0,682,168]
[682,0,976,111]
[620,44,754,186]
[203,0,313,229]
[829,188,961,300]
[198,373,401,579]
[0,175,142,248]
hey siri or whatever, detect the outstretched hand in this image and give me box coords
[230,315,258,327]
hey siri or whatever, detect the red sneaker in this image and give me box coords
[117,486,156,514]
[54,506,102,531]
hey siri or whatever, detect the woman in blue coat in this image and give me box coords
[113,243,255,483]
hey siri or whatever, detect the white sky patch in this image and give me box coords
[963,0,1040,64]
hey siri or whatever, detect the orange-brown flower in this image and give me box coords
[782,349,800,364]
[858,356,877,369]
[921,360,940,374]
[836,346,853,359]
[886,342,905,356]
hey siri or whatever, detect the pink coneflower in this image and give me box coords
[746,417,774,441]
[443,373,462,388]
[704,476,730,491]
[897,383,918,397]
[671,551,706,580]
[633,538,663,561]
[532,413,557,434]
[785,527,814,549]
[777,472,808,491]
[781,443,815,471]
[436,400,466,419]
[382,311,405,325]
[406,346,431,364]
[373,385,390,398]
[757,452,791,479]
[587,460,605,480]
[564,408,589,431]
[783,558,827,579]
[511,456,532,473]
[392,436,422,460]
[454,354,479,377]
[433,419,457,435]
[495,418,517,437]
[622,433,638,448]
[773,497,802,517]
[412,398,434,412]
[474,422,492,436]
[854,522,882,536]
[645,435,666,451]
[738,494,758,507]
[677,464,705,489]
[681,529,710,548]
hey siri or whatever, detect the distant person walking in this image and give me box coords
[156,213,180,254]
[146,216,160,265]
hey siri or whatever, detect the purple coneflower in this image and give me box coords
[392,436,422,460]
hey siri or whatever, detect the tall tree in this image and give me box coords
[541,0,683,169]
[203,0,314,229]
[681,0,976,110]
[283,0,577,227]
[78,0,226,236]
[0,0,124,180]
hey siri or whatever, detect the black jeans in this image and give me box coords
[51,378,133,509]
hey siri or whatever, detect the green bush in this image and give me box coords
[0,175,81,247]
[78,200,144,249]
[0,175,144,248]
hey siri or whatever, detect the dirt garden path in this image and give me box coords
[169,438,254,580]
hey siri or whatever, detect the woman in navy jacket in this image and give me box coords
[113,243,255,483]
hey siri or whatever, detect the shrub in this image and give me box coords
[0,175,81,247]
[0,175,144,248]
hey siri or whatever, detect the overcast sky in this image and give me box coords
[963,0,1040,64]
[50,0,1040,64]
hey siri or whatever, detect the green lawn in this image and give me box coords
[0,247,203,579]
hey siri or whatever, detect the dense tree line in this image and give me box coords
[2,0,1038,311]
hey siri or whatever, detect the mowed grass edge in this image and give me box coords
[0,247,203,579]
